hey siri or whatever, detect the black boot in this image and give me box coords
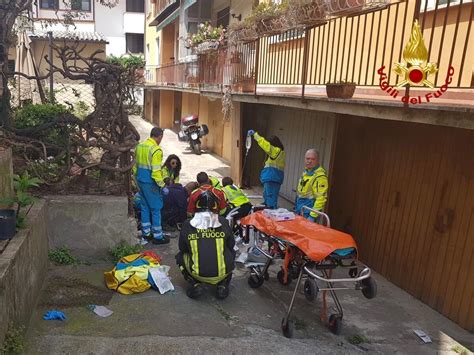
[186,282,203,299]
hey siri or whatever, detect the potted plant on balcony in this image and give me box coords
[288,0,328,28]
[326,0,389,16]
[325,80,356,99]
[250,1,290,37]
[228,18,258,45]
[184,22,226,54]
[232,69,255,93]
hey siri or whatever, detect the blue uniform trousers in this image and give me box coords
[138,182,164,240]
[263,182,281,209]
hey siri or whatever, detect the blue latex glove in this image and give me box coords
[307,215,316,223]
[43,310,67,321]
[247,129,255,136]
[162,187,169,196]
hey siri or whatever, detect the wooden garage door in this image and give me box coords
[329,116,474,331]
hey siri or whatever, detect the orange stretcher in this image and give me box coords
[240,206,377,337]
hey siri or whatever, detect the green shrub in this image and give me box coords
[107,55,145,69]
[1,323,25,354]
[109,241,143,262]
[13,103,72,148]
[48,247,78,265]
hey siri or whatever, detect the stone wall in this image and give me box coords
[0,200,49,344]
[0,148,13,208]
[46,195,137,258]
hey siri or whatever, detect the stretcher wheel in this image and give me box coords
[328,314,342,335]
[349,268,358,278]
[361,277,377,299]
[303,279,319,302]
[281,318,294,338]
[248,274,264,288]
[277,270,292,285]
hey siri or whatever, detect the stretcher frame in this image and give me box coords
[243,206,377,337]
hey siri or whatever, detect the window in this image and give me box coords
[216,7,229,28]
[71,0,91,11]
[126,0,144,12]
[126,33,144,54]
[40,0,59,9]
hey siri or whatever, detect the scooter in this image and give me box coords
[178,114,209,155]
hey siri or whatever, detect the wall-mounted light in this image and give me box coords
[231,13,242,21]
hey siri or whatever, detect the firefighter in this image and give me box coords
[187,172,227,216]
[295,149,328,221]
[208,175,222,190]
[247,130,285,209]
[176,190,235,299]
[132,127,170,245]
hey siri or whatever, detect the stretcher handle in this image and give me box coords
[301,206,331,227]
[303,265,371,283]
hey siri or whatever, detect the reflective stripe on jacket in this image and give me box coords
[162,165,179,184]
[179,216,235,285]
[223,184,250,207]
[209,176,222,190]
[132,138,164,187]
[296,165,328,216]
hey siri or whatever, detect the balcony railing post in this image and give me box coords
[404,0,423,106]
[254,39,260,97]
[301,27,311,102]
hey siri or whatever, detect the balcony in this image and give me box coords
[150,0,179,26]
[144,1,473,109]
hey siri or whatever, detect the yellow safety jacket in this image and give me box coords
[209,176,222,190]
[223,184,250,207]
[132,138,164,187]
[296,165,328,217]
[162,165,179,184]
[254,132,286,184]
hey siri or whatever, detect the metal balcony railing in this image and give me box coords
[145,0,473,99]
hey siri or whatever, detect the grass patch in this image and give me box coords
[109,241,143,262]
[48,247,78,265]
[1,323,25,354]
[347,334,370,345]
[451,344,470,354]
[294,318,307,330]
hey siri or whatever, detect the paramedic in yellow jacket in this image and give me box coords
[248,130,285,209]
[132,127,170,245]
[296,149,329,222]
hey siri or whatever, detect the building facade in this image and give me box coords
[143,0,473,331]
[32,0,145,56]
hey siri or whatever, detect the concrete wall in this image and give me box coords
[0,200,49,345]
[0,148,13,208]
[46,196,136,258]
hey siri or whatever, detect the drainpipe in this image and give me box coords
[48,31,54,102]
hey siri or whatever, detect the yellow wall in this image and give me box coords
[159,90,174,128]
[257,1,472,88]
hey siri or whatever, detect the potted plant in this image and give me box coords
[230,50,242,64]
[0,172,41,239]
[232,69,255,93]
[249,1,290,37]
[228,19,258,45]
[326,0,389,16]
[288,0,327,28]
[183,22,226,54]
[325,80,356,99]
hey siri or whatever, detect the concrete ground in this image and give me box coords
[24,117,473,354]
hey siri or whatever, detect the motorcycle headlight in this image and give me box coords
[191,133,198,140]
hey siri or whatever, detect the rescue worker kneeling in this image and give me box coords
[176,190,235,299]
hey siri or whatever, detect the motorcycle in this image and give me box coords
[178,114,209,155]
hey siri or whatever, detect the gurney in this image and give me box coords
[240,206,377,337]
